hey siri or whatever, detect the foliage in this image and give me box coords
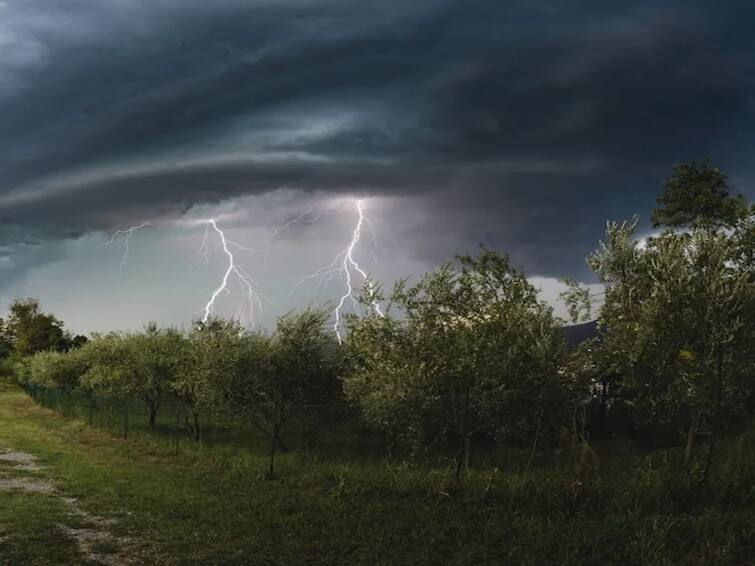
[4,161,752,490]
[130,324,186,427]
[588,215,755,461]
[27,349,84,392]
[559,277,593,323]
[179,318,249,441]
[78,333,140,395]
[345,249,571,476]
[203,309,345,477]
[267,308,345,433]
[652,159,749,229]
[4,298,72,356]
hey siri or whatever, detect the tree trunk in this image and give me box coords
[267,401,281,480]
[464,434,471,471]
[703,347,725,483]
[274,428,289,453]
[88,397,95,426]
[600,375,609,433]
[148,406,158,429]
[192,411,201,443]
[455,384,471,481]
[684,422,695,467]
[526,407,545,472]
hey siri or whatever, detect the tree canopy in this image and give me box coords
[345,249,571,477]
[652,160,749,230]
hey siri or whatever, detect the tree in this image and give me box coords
[27,349,85,416]
[559,277,594,324]
[178,318,247,443]
[652,160,748,230]
[0,318,12,360]
[5,298,71,356]
[216,309,344,479]
[588,217,754,469]
[27,350,81,392]
[70,334,89,350]
[0,318,13,379]
[264,308,344,477]
[79,333,142,437]
[346,249,570,479]
[731,203,755,281]
[131,324,186,429]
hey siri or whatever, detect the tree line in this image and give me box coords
[2,160,753,480]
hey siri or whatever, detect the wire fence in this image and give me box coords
[21,384,363,457]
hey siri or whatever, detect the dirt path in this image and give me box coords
[0,446,141,565]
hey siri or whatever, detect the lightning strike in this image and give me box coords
[296,200,384,343]
[262,208,321,262]
[198,219,264,328]
[99,221,149,270]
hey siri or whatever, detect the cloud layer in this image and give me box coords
[1,0,754,328]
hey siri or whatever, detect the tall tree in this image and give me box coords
[0,318,12,360]
[652,160,748,230]
[589,217,754,468]
[215,309,344,478]
[179,318,247,443]
[5,298,71,356]
[346,249,570,479]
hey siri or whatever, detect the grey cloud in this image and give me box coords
[1,0,755,290]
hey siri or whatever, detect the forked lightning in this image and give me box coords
[99,222,149,270]
[296,199,384,343]
[198,219,264,328]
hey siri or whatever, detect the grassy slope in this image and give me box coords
[0,388,754,565]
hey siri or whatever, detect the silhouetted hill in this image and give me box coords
[561,320,599,348]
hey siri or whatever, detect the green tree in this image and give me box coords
[0,317,12,359]
[27,349,85,416]
[0,318,14,379]
[346,249,570,479]
[179,318,247,443]
[265,308,344,477]
[731,203,755,281]
[79,333,142,437]
[559,277,593,323]
[132,324,186,429]
[588,218,754,471]
[27,350,81,392]
[5,298,71,356]
[652,160,748,230]
[216,309,344,479]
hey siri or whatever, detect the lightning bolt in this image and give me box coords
[99,222,149,270]
[296,199,383,343]
[198,219,264,328]
[261,209,321,263]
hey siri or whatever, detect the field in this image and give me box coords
[0,387,754,565]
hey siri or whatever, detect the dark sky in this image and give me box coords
[1,0,753,332]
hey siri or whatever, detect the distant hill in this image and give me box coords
[561,320,599,348]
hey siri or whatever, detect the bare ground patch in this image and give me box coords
[0,449,42,472]
[0,446,143,564]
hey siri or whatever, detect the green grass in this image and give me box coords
[0,490,87,564]
[0,387,754,565]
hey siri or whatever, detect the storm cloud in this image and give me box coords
[1,0,754,329]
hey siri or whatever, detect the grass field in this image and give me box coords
[0,387,754,565]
